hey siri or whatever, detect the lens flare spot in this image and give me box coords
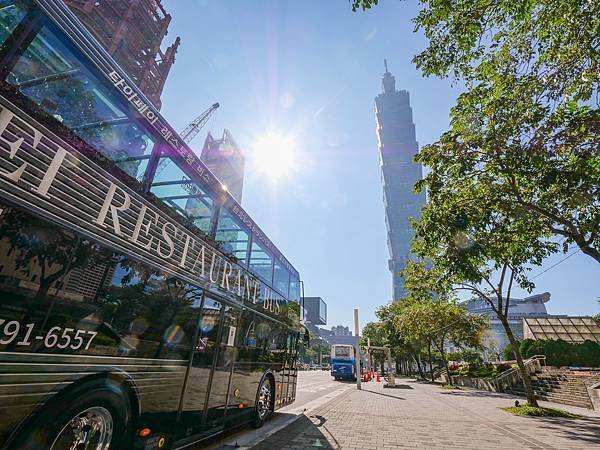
[130,317,149,335]
[164,325,184,344]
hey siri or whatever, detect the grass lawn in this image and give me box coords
[502,405,582,419]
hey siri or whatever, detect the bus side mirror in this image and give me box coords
[303,327,310,347]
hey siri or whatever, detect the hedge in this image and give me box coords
[519,338,600,367]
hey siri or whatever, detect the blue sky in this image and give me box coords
[160,0,599,330]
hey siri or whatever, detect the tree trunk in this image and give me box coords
[437,344,452,385]
[413,354,424,378]
[427,342,435,382]
[579,243,600,263]
[500,315,539,407]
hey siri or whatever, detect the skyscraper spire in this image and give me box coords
[382,58,396,94]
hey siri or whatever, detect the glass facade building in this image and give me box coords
[304,296,327,326]
[375,61,426,300]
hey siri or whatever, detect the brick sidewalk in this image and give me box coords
[251,378,600,449]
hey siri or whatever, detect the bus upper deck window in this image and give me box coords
[4,23,155,181]
[0,1,29,48]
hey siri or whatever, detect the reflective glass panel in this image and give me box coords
[273,260,290,297]
[215,207,249,265]
[0,1,28,46]
[289,274,300,303]
[5,24,155,180]
[150,155,215,234]
[249,240,272,284]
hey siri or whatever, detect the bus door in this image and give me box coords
[176,295,226,441]
[282,333,296,404]
[202,300,239,430]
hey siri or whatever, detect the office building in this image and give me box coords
[303,296,327,326]
[200,130,245,203]
[331,325,352,337]
[375,60,426,300]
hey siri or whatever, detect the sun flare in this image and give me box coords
[250,130,296,182]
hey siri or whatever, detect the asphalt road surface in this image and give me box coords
[199,370,353,449]
[282,369,354,413]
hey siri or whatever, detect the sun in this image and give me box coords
[250,130,296,182]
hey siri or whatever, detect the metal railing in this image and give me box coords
[494,355,545,392]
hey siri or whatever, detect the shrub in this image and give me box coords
[447,360,463,371]
[503,342,518,361]
[446,349,482,364]
[520,339,600,367]
[496,362,512,373]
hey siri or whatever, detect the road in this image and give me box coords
[199,370,353,449]
[283,369,354,413]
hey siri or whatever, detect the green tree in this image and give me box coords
[353,0,600,263]
[362,305,429,377]
[396,298,487,384]
[379,302,430,377]
[411,177,556,405]
[350,0,378,11]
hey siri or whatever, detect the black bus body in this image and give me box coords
[0,1,303,448]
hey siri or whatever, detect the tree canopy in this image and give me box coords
[354,0,600,262]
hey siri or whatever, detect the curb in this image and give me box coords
[212,384,354,450]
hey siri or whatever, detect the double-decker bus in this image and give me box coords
[0,1,307,448]
[330,344,356,381]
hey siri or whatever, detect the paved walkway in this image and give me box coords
[251,377,600,449]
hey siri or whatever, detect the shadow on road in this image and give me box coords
[252,414,339,449]
[199,412,298,450]
[362,388,405,401]
[439,389,519,399]
[529,416,600,447]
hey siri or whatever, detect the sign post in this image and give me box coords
[354,308,361,390]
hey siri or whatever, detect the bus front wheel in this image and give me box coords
[14,379,132,450]
[251,376,273,428]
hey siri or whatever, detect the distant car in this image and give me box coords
[309,364,318,370]
[321,364,330,371]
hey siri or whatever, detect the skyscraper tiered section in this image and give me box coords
[375,61,426,301]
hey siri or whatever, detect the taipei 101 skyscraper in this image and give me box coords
[375,60,426,301]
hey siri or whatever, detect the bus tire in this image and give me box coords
[250,376,273,429]
[13,378,132,450]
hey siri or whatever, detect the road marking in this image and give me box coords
[283,384,354,415]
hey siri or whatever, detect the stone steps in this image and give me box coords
[506,371,594,409]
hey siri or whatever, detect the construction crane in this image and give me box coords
[180,102,220,143]
[154,102,220,176]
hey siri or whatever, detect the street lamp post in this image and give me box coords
[354,308,361,390]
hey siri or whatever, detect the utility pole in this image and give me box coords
[367,337,372,373]
[354,308,361,390]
